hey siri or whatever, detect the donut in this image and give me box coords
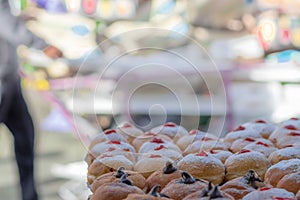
[224,149,271,181]
[183,138,229,156]
[281,117,300,129]
[268,147,300,164]
[88,132,108,150]
[150,122,188,142]
[140,145,183,161]
[269,124,298,145]
[207,150,233,163]
[102,129,128,142]
[230,137,274,153]
[177,152,225,184]
[116,122,144,144]
[132,132,172,151]
[176,130,218,151]
[264,158,300,187]
[161,172,208,200]
[91,167,146,193]
[87,154,134,185]
[86,140,135,166]
[242,119,276,139]
[277,171,300,194]
[146,162,182,192]
[243,141,278,157]
[91,174,144,200]
[138,137,181,154]
[242,187,295,200]
[220,170,265,199]
[276,130,300,148]
[134,154,173,178]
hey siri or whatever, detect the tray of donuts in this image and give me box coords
[85,119,300,200]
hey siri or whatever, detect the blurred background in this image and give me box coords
[1,0,300,199]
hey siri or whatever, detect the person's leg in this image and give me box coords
[5,81,38,200]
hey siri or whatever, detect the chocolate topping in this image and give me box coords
[115,167,126,178]
[149,185,170,198]
[120,173,132,186]
[209,186,223,199]
[177,172,204,184]
[200,182,213,197]
[163,162,177,174]
[244,169,262,189]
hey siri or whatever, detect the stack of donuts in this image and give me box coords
[85,119,300,200]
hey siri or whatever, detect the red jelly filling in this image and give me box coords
[245,137,256,142]
[189,130,199,135]
[122,123,132,128]
[164,122,177,127]
[233,126,246,131]
[255,119,266,123]
[108,140,121,145]
[239,149,251,154]
[149,154,162,158]
[150,138,165,144]
[196,151,208,157]
[259,187,271,191]
[105,129,117,134]
[201,137,213,141]
[256,141,269,147]
[154,145,166,151]
[288,132,300,136]
[284,125,297,130]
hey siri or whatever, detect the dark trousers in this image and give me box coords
[0,78,38,200]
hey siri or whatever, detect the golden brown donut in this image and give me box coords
[220,170,265,199]
[176,130,218,151]
[277,171,300,194]
[134,154,173,178]
[146,162,182,192]
[161,171,208,200]
[183,184,234,200]
[268,146,300,164]
[91,174,145,200]
[91,167,146,193]
[116,122,144,144]
[177,152,225,185]
[242,187,295,200]
[87,154,134,185]
[264,158,300,187]
[150,122,189,142]
[224,149,271,182]
[124,185,172,200]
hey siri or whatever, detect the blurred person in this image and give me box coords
[0,0,62,200]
